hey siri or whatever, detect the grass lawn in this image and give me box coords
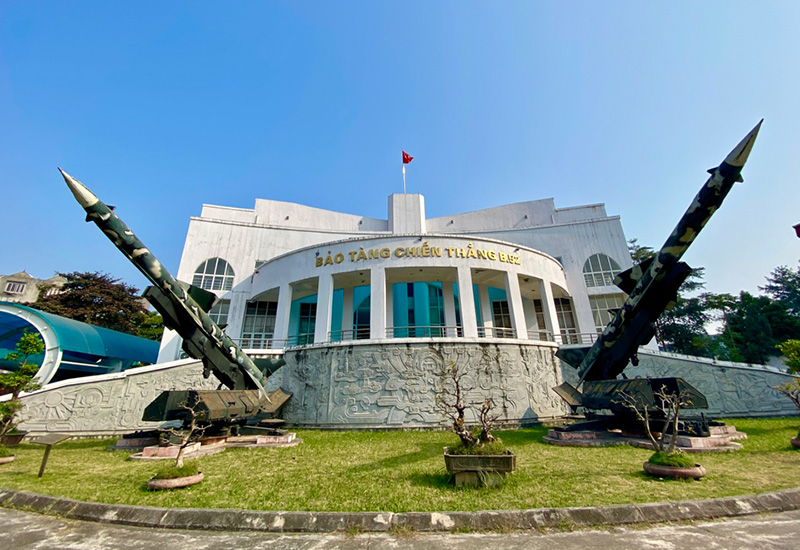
[0,417,798,512]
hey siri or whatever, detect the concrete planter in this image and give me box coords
[147,472,204,490]
[443,447,516,487]
[0,455,16,465]
[643,461,706,479]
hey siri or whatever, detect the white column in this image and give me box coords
[456,267,478,338]
[478,284,493,337]
[224,291,247,340]
[341,286,354,340]
[505,272,528,339]
[369,268,386,339]
[314,274,334,344]
[272,283,293,349]
[538,279,562,342]
[442,282,457,337]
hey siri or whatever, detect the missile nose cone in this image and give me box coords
[59,168,100,209]
[723,119,763,167]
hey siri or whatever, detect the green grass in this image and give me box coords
[152,460,200,480]
[0,417,798,512]
[648,451,696,468]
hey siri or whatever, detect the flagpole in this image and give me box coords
[402,164,406,194]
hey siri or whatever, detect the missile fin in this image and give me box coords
[176,280,218,312]
[552,382,584,407]
[614,257,654,295]
[555,345,592,369]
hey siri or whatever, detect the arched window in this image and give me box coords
[192,258,235,291]
[583,254,622,287]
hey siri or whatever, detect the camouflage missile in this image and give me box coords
[59,168,269,397]
[557,120,762,387]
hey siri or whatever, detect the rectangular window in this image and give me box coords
[208,300,230,327]
[4,281,26,294]
[427,285,445,337]
[297,302,317,345]
[492,300,513,338]
[353,305,370,340]
[532,299,547,335]
[588,294,626,333]
[241,301,277,348]
[555,298,579,344]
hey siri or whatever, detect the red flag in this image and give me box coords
[402,150,413,164]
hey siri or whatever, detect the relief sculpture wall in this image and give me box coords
[18,359,220,436]
[627,350,798,417]
[17,344,797,436]
[268,341,569,428]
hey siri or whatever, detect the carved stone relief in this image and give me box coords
[277,342,568,428]
[608,350,798,417]
[19,360,220,436]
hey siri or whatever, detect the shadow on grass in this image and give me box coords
[348,442,444,473]
[407,471,453,489]
[498,426,550,446]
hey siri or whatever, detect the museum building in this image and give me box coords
[158,193,633,427]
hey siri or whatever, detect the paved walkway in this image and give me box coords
[2,506,800,549]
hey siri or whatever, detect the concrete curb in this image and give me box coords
[2,486,800,533]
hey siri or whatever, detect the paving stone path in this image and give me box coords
[2,506,800,549]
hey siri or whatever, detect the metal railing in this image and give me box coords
[232,328,602,349]
[388,325,463,338]
[526,329,554,341]
[328,328,371,342]
[477,326,517,339]
[552,331,600,345]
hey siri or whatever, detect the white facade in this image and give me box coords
[159,194,632,361]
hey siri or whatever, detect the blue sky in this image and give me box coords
[1,1,798,299]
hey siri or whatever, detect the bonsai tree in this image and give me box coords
[434,361,505,454]
[774,378,800,440]
[151,396,207,481]
[615,384,696,468]
[0,331,43,438]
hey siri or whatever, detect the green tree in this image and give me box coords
[33,271,154,337]
[776,340,800,374]
[0,331,43,436]
[627,238,655,264]
[721,292,800,364]
[137,311,164,342]
[760,263,800,316]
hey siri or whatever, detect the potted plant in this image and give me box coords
[435,361,515,487]
[773,378,800,448]
[147,397,207,490]
[616,383,706,479]
[0,331,43,447]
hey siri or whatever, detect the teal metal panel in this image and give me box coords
[0,302,158,364]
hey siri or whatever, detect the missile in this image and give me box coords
[59,169,269,398]
[556,120,762,389]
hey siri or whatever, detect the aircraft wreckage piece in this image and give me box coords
[554,120,762,430]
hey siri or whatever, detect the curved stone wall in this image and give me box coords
[17,359,219,436]
[15,345,798,436]
[266,340,569,428]
[627,350,799,418]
